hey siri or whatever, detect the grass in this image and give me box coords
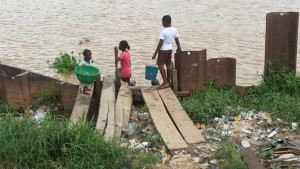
[31,86,60,110]
[180,83,241,123]
[180,63,300,124]
[217,139,247,169]
[0,115,158,169]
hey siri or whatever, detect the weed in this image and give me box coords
[135,105,148,113]
[31,86,59,109]
[48,51,79,74]
[180,84,240,123]
[217,139,247,169]
[142,130,163,148]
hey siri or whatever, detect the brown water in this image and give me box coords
[0,0,299,86]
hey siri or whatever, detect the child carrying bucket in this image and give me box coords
[114,40,136,86]
[152,15,181,89]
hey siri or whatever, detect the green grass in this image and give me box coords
[31,86,60,109]
[180,84,241,123]
[217,139,247,169]
[0,115,157,169]
[180,63,300,124]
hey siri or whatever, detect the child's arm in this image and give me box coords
[175,37,181,51]
[152,39,163,60]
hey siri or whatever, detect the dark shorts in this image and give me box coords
[156,50,172,66]
[121,77,130,83]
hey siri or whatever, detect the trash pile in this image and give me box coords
[122,107,300,169]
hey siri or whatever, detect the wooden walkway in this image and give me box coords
[69,83,94,126]
[142,86,205,150]
[142,87,188,150]
[158,88,205,144]
[114,83,132,138]
[96,76,115,139]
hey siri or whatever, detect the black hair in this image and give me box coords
[83,49,91,56]
[120,40,130,50]
[162,15,171,24]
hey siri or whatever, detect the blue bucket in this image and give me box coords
[145,65,158,80]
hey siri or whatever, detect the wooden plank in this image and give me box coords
[142,87,188,150]
[96,76,114,134]
[114,83,132,138]
[244,148,266,169]
[172,69,178,92]
[69,83,94,126]
[158,88,205,144]
[104,76,115,140]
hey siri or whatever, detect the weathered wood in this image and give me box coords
[244,148,266,169]
[69,83,94,126]
[172,69,178,92]
[96,76,115,138]
[158,88,205,144]
[114,83,132,138]
[105,88,115,139]
[142,87,188,150]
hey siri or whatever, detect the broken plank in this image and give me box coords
[142,87,188,150]
[114,83,132,138]
[104,77,116,140]
[96,76,114,134]
[158,87,205,144]
[69,83,94,126]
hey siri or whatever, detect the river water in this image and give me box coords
[0,0,299,86]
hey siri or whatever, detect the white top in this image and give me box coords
[79,59,93,66]
[159,27,179,50]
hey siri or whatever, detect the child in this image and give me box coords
[79,49,93,66]
[152,15,181,89]
[115,40,136,86]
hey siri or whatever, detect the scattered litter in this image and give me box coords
[241,140,251,148]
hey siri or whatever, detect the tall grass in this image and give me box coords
[181,84,241,123]
[180,63,300,123]
[242,63,300,122]
[0,115,157,169]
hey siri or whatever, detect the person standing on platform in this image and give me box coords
[152,15,181,89]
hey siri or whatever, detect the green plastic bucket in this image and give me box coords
[74,66,100,84]
[145,65,158,80]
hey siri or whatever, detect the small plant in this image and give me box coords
[135,105,148,113]
[0,97,14,115]
[217,139,247,169]
[142,130,163,149]
[31,86,59,109]
[48,51,79,74]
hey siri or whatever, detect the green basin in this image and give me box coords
[74,66,100,84]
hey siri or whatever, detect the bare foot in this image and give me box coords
[157,83,169,90]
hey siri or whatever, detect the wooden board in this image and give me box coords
[142,87,188,150]
[96,76,115,139]
[158,87,205,144]
[69,83,94,126]
[114,83,132,138]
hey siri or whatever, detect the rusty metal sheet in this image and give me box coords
[206,58,236,87]
[3,72,31,108]
[59,83,79,110]
[265,12,299,72]
[174,50,206,91]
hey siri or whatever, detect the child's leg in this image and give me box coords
[157,50,172,88]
